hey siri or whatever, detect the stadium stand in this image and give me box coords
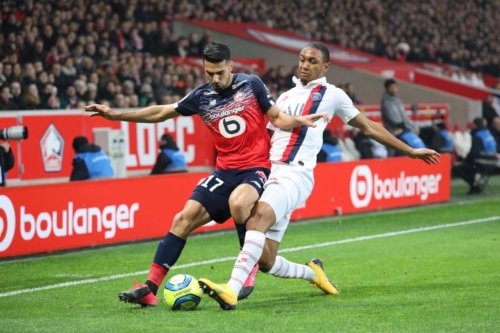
[180,0,500,86]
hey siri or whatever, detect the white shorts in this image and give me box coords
[259,162,314,242]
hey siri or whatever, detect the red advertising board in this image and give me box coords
[414,70,490,101]
[291,154,450,220]
[16,111,215,180]
[0,155,450,258]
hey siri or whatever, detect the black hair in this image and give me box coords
[160,133,179,150]
[72,136,88,152]
[203,42,231,63]
[473,117,485,129]
[384,79,397,89]
[306,42,330,63]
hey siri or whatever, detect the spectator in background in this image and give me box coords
[0,86,17,110]
[351,127,373,159]
[482,94,499,127]
[452,118,498,194]
[23,84,40,110]
[344,83,362,105]
[430,122,454,154]
[0,140,15,187]
[381,79,418,135]
[70,136,114,181]
[9,81,25,110]
[489,117,500,153]
[393,123,425,156]
[150,133,187,175]
[317,130,342,163]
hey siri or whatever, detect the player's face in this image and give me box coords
[204,60,233,92]
[298,47,329,85]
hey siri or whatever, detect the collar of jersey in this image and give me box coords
[292,76,327,88]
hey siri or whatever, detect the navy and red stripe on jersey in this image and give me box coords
[174,74,274,170]
[279,85,327,163]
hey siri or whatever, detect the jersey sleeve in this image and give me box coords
[333,88,360,124]
[249,75,275,113]
[173,88,201,116]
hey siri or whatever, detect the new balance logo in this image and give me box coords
[251,181,261,188]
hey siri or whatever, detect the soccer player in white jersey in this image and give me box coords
[199,42,441,310]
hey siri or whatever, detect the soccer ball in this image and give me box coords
[164,274,203,311]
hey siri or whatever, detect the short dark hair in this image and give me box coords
[384,79,397,89]
[473,117,485,128]
[203,42,231,63]
[306,42,330,63]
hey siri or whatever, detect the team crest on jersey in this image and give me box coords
[311,92,323,101]
[209,99,217,106]
[233,91,245,102]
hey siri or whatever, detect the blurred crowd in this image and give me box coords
[0,0,220,111]
[2,0,500,112]
[179,0,500,82]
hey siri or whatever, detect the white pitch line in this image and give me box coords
[0,216,498,298]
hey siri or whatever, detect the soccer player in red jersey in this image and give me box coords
[84,42,327,306]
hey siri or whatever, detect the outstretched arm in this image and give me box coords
[266,105,329,130]
[348,113,440,164]
[84,104,180,123]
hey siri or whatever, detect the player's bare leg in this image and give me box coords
[228,183,261,300]
[119,200,211,307]
[259,239,340,295]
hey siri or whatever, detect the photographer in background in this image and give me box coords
[0,140,15,186]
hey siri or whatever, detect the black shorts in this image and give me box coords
[190,168,270,223]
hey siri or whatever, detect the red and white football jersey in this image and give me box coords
[268,76,360,169]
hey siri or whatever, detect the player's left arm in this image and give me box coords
[348,113,440,164]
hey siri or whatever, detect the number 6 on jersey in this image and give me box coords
[219,115,246,138]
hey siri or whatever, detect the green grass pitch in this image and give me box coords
[0,197,499,333]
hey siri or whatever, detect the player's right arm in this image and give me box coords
[84,87,202,122]
[84,104,180,123]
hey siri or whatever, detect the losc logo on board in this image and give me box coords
[350,165,443,208]
[0,195,16,252]
[40,123,64,172]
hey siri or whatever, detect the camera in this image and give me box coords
[0,126,28,140]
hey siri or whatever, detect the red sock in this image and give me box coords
[147,263,168,288]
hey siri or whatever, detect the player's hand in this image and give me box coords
[407,148,441,164]
[84,104,120,120]
[299,113,330,128]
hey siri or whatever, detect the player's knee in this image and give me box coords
[171,211,193,237]
[229,197,251,222]
[258,256,274,273]
[246,205,272,233]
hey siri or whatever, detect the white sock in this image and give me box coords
[227,230,266,296]
[267,256,315,281]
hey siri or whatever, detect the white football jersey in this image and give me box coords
[268,76,360,169]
